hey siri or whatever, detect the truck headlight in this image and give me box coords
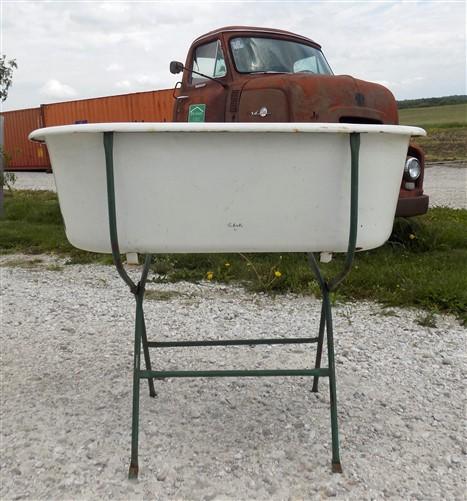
[404,156,421,181]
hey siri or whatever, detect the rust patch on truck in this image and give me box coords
[171,25,428,216]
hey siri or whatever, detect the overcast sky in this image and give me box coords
[1,0,465,111]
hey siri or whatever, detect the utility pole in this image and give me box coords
[0,114,4,217]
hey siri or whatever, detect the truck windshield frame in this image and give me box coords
[229,36,333,75]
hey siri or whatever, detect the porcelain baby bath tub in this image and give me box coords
[29,122,425,254]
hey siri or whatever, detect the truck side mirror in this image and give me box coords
[170,61,184,74]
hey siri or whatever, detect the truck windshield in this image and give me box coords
[230,37,332,75]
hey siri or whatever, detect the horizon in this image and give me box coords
[2,91,465,115]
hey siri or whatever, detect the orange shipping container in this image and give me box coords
[3,88,175,171]
[1,107,51,170]
[42,88,174,126]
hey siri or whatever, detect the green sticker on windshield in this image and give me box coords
[188,104,206,122]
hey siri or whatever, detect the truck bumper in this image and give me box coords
[396,194,429,217]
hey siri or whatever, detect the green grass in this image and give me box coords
[399,103,467,127]
[412,127,466,162]
[397,95,467,110]
[0,190,113,263]
[398,103,466,161]
[1,190,466,324]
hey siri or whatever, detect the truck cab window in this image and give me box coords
[230,37,333,75]
[294,56,318,73]
[191,40,227,84]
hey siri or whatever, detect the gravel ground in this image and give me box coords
[8,172,56,192]
[424,162,466,210]
[10,162,467,209]
[1,255,465,500]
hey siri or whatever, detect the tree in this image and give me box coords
[1,55,18,216]
[1,55,17,101]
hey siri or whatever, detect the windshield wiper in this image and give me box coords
[249,71,290,75]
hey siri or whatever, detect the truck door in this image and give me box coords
[174,39,228,122]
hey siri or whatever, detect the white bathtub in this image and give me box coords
[29,122,425,254]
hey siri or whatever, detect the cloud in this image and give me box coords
[115,80,131,89]
[2,1,466,109]
[135,74,161,86]
[114,74,162,91]
[40,79,77,99]
[106,63,123,72]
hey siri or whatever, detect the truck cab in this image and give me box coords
[171,26,428,216]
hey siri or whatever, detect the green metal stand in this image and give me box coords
[103,131,360,480]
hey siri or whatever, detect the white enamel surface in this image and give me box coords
[29,123,425,254]
[30,122,426,140]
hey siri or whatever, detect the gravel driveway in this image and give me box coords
[3,164,466,498]
[1,255,465,500]
[10,161,467,209]
[424,162,466,209]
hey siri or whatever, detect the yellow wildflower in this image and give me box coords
[409,234,416,240]
[225,262,231,268]
[206,271,214,281]
[274,270,282,278]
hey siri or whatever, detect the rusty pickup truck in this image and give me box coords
[170,26,428,217]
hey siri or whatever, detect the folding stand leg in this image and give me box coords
[308,254,342,473]
[141,315,156,398]
[128,284,144,479]
[306,131,361,473]
[128,256,151,479]
[312,302,326,392]
[102,130,360,479]
[323,287,342,473]
[103,131,155,478]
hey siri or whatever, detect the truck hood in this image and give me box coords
[238,74,399,124]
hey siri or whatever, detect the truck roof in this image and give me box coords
[192,26,321,49]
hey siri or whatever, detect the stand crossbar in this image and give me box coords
[103,130,360,480]
[140,368,330,379]
[147,336,319,348]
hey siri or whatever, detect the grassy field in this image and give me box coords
[397,95,467,109]
[399,103,467,128]
[1,190,466,325]
[411,127,466,162]
[398,102,466,162]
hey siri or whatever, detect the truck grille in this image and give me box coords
[339,117,382,124]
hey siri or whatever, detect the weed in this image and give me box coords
[0,257,43,268]
[0,171,16,191]
[1,191,466,323]
[341,306,353,325]
[239,253,285,291]
[1,147,17,191]
[145,289,181,301]
[379,309,400,317]
[415,312,437,328]
[45,264,64,272]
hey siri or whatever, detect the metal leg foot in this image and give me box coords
[332,462,343,474]
[128,462,139,480]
